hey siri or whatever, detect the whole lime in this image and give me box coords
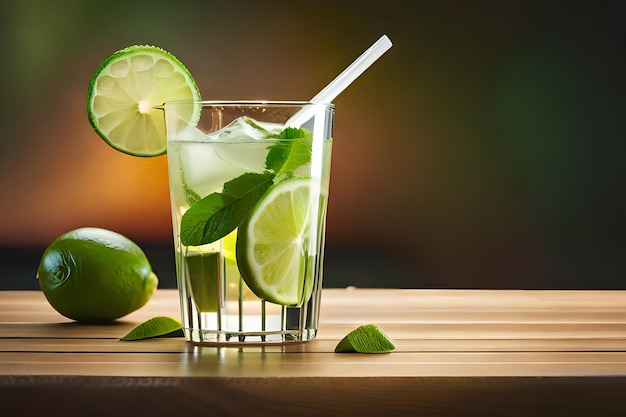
[36,227,159,323]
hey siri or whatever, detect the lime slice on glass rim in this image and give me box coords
[236,178,319,306]
[87,45,201,156]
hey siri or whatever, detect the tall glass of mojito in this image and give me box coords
[164,101,333,344]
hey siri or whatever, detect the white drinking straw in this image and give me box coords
[311,34,392,104]
[288,34,393,126]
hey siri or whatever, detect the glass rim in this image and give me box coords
[163,99,335,109]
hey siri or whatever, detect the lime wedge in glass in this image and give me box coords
[184,250,220,312]
[236,178,315,306]
[87,45,201,157]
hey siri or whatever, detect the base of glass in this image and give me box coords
[184,327,317,345]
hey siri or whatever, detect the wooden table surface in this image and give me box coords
[2,289,626,416]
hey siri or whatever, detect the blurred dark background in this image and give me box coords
[1,0,625,290]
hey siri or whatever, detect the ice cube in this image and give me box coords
[176,116,282,199]
[207,116,281,173]
[176,124,212,142]
[178,142,247,197]
[209,116,283,142]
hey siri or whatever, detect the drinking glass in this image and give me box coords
[164,101,333,344]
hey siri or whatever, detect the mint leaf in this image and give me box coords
[265,127,312,175]
[120,316,183,341]
[280,127,313,140]
[223,171,272,197]
[335,324,396,353]
[180,172,275,246]
[180,193,236,246]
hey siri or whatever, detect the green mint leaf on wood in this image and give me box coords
[335,324,396,353]
[265,127,313,176]
[120,316,184,341]
[180,172,275,246]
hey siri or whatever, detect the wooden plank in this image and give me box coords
[4,321,626,340]
[5,288,626,310]
[0,290,180,324]
[3,337,626,354]
[3,289,626,319]
[4,289,626,322]
[3,350,626,377]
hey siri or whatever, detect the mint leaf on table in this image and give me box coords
[180,172,275,246]
[335,324,396,353]
[265,127,312,177]
[120,316,184,341]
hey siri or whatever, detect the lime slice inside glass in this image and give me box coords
[87,45,201,157]
[236,178,316,306]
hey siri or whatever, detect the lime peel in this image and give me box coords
[335,324,395,353]
[120,316,183,341]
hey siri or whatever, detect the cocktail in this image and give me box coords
[164,102,333,343]
[85,36,391,345]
